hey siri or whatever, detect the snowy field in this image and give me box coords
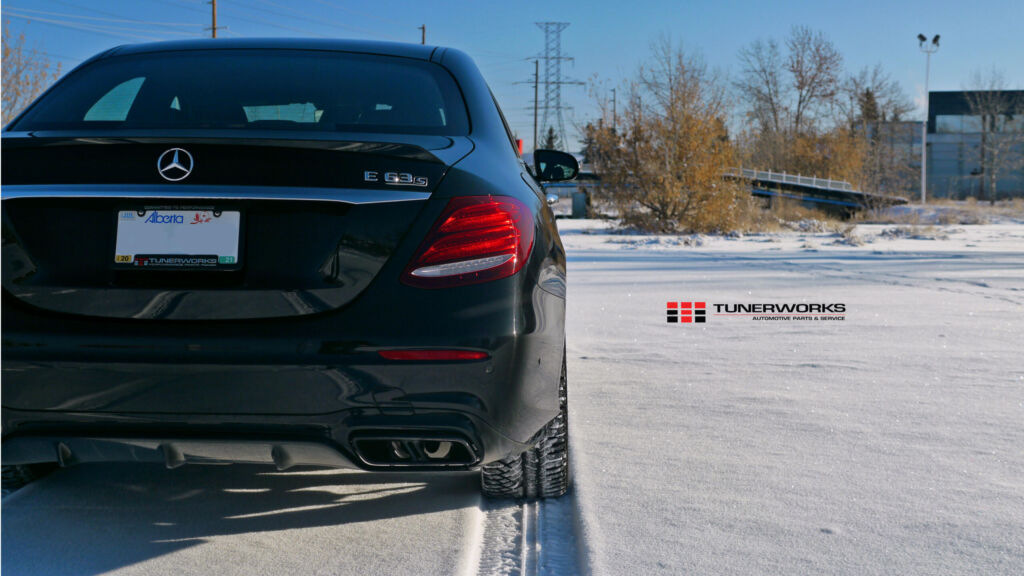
[3,217,1023,575]
[561,218,1024,575]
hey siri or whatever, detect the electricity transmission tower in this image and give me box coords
[535,22,581,150]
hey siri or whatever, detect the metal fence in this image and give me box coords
[725,168,855,192]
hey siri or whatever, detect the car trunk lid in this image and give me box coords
[1,134,469,320]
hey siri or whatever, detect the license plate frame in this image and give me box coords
[112,206,243,271]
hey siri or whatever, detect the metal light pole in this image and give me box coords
[918,33,940,204]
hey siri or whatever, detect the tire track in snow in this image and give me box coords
[774,257,1024,306]
[472,491,584,576]
[473,499,524,575]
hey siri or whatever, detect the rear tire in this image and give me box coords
[481,355,569,499]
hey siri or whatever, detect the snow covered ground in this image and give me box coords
[3,217,1022,575]
[561,218,1024,575]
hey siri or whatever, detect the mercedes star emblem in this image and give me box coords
[157,148,194,181]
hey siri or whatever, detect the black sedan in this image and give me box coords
[1,38,576,499]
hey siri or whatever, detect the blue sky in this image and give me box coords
[4,0,1023,149]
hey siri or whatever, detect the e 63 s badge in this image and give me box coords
[364,171,429,187]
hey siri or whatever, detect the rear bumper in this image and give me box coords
[0,340,556,468]
[1,273,566,469]
[0,409,524,470]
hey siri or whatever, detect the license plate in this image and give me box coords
[114,209,241,269]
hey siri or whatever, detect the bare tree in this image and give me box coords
[736,38,789,134]
[964,69,1024,204]
[786,26,843,133]
[2,20,61,126]
[735,27,846,174]
[838,64,915,126]
[833,65,917,197]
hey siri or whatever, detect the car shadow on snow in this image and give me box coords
[0,462,479,576]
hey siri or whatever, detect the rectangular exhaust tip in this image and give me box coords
[351,434,478,468]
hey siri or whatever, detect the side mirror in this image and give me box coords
[534,149,579,182]
[546,194,559,206]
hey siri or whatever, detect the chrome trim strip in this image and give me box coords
[0,184,431,204]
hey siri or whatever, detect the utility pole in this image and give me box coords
[207,0,225,38]
[611,87,616,130]
[516,60,541,150]
[533,59,539,151]
[418,25,425,45]
[917,33,940,204]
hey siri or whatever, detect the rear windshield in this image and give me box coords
[11,49,469,135]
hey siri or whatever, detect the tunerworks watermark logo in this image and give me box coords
[667,301,846,323]
[666,301,706,323]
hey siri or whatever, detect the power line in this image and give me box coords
[38,50,86,63]
[215,6,330,37]
[3,12,181,42]
[308,0,394,26]
[18,0,418,44]
[134,0,210,16]
[246,0,401,40]
[5,5,199,27]
[224,2,348,37]
[7,14,203,39]
[478,57,534,68]
[475,48,527,59]
[48,0,201,39]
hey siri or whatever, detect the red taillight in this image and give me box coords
[402,196,534,289]
[378,349,489,361]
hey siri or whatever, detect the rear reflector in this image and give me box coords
[378,349,489,361]
[409,254,513,278]
[402,196,534,288]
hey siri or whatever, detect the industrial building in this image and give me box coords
[926,90,1024,199]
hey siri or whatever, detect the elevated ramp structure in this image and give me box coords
[725,168,908,216]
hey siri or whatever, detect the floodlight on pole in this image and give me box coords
[918,33,940,204]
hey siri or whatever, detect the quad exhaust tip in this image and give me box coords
[421,440,452,459]
[352,434,478,468]
[392,440,452,460]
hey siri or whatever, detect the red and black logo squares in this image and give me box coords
[667,302,706,323]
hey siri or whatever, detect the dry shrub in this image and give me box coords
[1006,198,1024,216]
[768,196,841,227]
[587,40,753,234]
[829,224,865,246]
[730,194,782,232]
[934,210,961,225]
